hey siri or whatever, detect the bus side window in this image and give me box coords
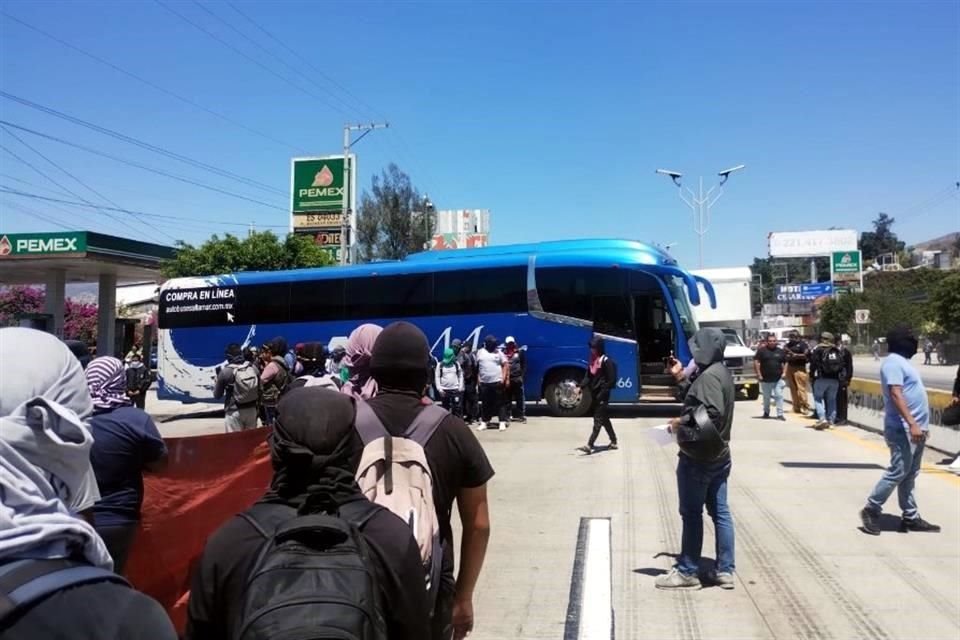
[537,267,632,338]
[434,267,526,315]
[289,279,345,321]
[344,274,432,320]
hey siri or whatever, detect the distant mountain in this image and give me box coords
[912,232,959,252]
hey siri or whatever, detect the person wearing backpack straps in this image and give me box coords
[260,336,292,427]
[215,343,261,432]
[0,328,177,640]
[365,321,494,640]
[810,331,842,430]
[186,387,430,640]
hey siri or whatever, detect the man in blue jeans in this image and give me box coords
[860,326,941,535]
[754,333,786,420]
[810,332,843,430]
[658,328,737,590]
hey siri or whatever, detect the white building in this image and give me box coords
[431,209,490,250]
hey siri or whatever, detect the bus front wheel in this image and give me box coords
[545,371,592,417]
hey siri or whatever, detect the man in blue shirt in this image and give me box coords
[860,326,940,535]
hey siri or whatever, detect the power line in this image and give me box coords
[0,10,306,153]
[1,199,77,231]
[155,0,355,119]
[0,187,289,229]
[0,131,176,241]
[190,2,365,119]
[226,1,385,122]
[0,171,117,233]
[0,91,286,196]
[0,120,288,212]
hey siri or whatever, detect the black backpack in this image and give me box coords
[819,347,844,378]
[0,558,129,625]
[235,501,387,640]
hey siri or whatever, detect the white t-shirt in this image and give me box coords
[476,348,506,384]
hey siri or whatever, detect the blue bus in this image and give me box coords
[156,238,715,416]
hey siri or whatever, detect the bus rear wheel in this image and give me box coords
[545,370,592,417]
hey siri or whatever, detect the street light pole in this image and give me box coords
[422,194,434,250]
[655,165,745,268]
[342,122,389,265]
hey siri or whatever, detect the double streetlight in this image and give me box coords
[656,164,745,268]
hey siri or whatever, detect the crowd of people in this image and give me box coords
[0,322,495,640]
[214,327,530,434]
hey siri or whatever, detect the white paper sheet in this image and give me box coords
[648,423,675,447]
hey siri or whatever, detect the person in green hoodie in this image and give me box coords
[656,328,737,591]
[435,347,465,417]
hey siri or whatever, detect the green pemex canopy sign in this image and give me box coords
[291,156,353,214]
[0,231,87,258]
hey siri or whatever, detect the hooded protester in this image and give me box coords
[656,328,737,591]
[327,344,347,377]
[475,334,509,430]
[578,335,618,453]
[85,357,168,574]
[259,336,291,427]
[185,387,430,640]
[125,351,152,410]
[503,336,527,423]
[214,343,260,432]
[289,342,340,390]
[859,326,941,535]
[63,339,92,369]
[341,324,383,400]
[0,328,176,640]
[457,340,480,424]
[435,346,465,416]
[366,322,494,640]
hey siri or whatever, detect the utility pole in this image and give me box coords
[342,122,389,265]
[655,165,745,268]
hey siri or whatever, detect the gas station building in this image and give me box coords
[0,230,175,356]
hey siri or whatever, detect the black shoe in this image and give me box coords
[860,507,881,535]
[777,416,786,421]
[608,443,619,450]
[900,517,941,533]
[578,445,593,455]
[762,413,770,419]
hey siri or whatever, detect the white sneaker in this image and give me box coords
[476,422,488,431]
[498,423,507,431]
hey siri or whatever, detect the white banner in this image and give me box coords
[768,229,858,258]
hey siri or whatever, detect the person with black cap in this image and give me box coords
[578,335,618,453]
[859,326,941,535]
[366,321,494,640]
[214,343,260,432]
[185,387,431,639]
[456,339,480,425]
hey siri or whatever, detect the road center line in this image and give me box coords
[564,517,614,640]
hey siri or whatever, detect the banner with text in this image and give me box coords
[290,155,356,262]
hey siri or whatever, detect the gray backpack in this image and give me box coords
[354,401,446,607]
[231,363,260,406]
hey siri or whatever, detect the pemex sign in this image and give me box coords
[291,156,354,214]
[0,232,87,259]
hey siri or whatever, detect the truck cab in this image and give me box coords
[720,328,759,400]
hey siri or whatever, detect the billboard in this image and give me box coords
[430,233,489,250]
[831,250,863,293]
[775,283,834,302]
[0,231,87,258]
[290,155,357,263]
[768,229,858,258]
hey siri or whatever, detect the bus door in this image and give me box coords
[629,271,677,398]
[591,295,639,400]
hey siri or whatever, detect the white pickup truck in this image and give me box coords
[720,328,759,400]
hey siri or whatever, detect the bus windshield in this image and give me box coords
[663,275,699,340]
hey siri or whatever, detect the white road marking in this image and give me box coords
[579,517,613,639]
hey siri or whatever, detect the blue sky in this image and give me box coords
[1,0,957,268]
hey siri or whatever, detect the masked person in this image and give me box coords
[476,335,509,431]
[835,336,854,425]
[341,324,383,400]
[186,387,430,639]
[365,322,494,640]
[578,335,618,453]
[810,332,843,429]
[859,326,940,535]
[503,337,527,423]
[214,343,261,432]
[435,347,465,416]
[259,337,292,427]
[656,328,736,591]
[457,340,480,425]
[0,328,176,640]
[85,356,169,575]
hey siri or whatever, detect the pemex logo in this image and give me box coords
[839,253,852,265]
[0,235,11,257]
[312,165,335,187]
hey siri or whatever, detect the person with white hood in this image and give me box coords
[0,327,176,639]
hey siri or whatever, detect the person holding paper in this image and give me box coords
[656,328,737,591]
[859,326,941,535]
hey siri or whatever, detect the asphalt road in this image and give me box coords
[851,355,957,392]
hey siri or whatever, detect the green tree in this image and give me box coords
[161,231,334,278]
[929,272,960,334]
[860,213,905,262]
[356,164,433,262]
[818,295,856,337]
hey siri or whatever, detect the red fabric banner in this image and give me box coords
[125,427,273,633]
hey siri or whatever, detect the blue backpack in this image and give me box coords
[0,558,129,623]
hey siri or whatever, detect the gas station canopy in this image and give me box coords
[0,230,175,356]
